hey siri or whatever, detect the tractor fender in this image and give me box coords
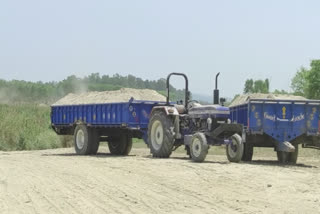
[151,106,179,116]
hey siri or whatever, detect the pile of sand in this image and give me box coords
[229,93,307,107]
[52,88,166,106]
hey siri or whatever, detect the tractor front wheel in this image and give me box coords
[190,133,208,162]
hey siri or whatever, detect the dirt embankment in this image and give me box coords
[0,147,319,214]
[52,88,166,106]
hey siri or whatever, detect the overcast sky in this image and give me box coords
[0,0,320,98]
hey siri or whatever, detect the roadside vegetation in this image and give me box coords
[0,104,72,151]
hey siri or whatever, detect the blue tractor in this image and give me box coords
[147,73,244,162]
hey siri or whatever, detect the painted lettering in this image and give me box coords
[264,112,276,121]
[291,113,305,122]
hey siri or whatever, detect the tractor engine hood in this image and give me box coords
[188,105,230,118]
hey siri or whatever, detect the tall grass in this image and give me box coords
[0,104,71,151]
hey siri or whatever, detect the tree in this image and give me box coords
[244,79,254,93]
[88,73,100,83]
[127,75,137,88]
[253,80,266,93]
[306,60,320,99]
[291,60,320,99]
[243,79,269,93]
[265,79,269,92]
[291,67,308,96]
[273,89,289,94]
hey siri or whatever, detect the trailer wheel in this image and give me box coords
[190,133,208,162]
[277,151,289,163]
[148,111,174,158]
[288,144,299,164]
[242,143,253,161]
[74,124,97,155]
[108,135,132,155]
[277,145,299,164]
[226,134,244,163]
[89,129,100,155]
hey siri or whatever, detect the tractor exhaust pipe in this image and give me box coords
[213,73,220,104]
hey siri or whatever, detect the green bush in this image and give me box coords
[0,104,71,151]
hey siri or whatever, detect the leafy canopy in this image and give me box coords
[291,59,320,99]
[244,79,269,94]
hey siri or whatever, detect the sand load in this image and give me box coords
[229,93,307,107]
[52,88,166,106]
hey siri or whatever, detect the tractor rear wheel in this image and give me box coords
[148,111,174,158]
[190,133,208,162]
[226,134,244,163]
[108,135,132,155]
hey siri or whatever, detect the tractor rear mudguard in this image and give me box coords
[151,106,179,116]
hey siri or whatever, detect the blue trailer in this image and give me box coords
[51,73,245,163]
[230,99,320,163]
[51,98,165,149]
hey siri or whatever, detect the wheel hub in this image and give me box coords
[76,130,85,150]
[192,138,202,157]
[228,139,238,158]
[151,120,164,150]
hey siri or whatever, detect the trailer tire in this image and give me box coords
[277,145,299,164]
[288,144,299,164]
[190,133,208,162]
[74,124,96,155]
[89,129,100,155]
[148,111,174,158]
[277,151,289,163]
[242,143,253,161]
[226,134,244,163]
[108,135,132,155]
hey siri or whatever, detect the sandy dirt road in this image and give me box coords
[0,146,319,214]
